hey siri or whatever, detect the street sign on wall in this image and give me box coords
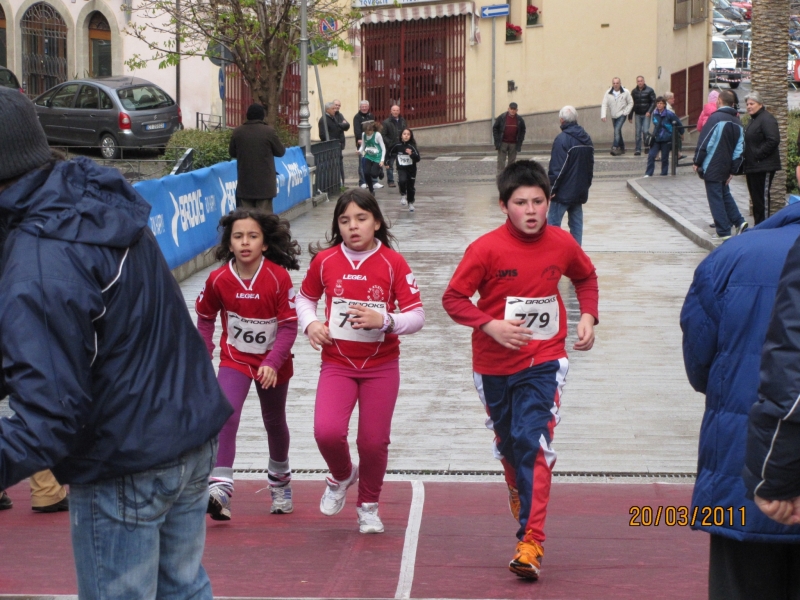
[480,4,510,18]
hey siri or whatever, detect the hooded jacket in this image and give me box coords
[681,203,800,543]
[547,122,594,206]
[0,157,232,488]
[693,106,744,183]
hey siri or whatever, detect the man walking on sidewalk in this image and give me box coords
[629,76,656,156]
[600,77,633,156]
[693,89,748,240]
[382,105,407,188]
[493,102,526,174]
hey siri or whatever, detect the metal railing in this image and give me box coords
[52,146,191,182]
[196,113,227,131]
[310,140,343,195]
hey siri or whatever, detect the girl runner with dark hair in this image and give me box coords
[388,128,421,212]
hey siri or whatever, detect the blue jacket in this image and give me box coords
[0,157,232,487]
[547,122,594,206]
[692,106,744,183]
[681,203,800,543]
[650,109,683,144]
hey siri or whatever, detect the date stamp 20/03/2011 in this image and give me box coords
[629,505,746,527]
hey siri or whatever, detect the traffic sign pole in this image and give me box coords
[492,17,495,145]
[480,5,509,144]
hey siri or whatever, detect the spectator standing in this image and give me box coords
[547,106,594,245]
[382,105,408,189]
[0,86,232,599]
[697,90,720,133]
[229,103,286,213]
[692,90,748,240]
[742,91,781,225]
[682,203,800,600]
[493,102,526,174]
[353,100,380,189]
[644,97,683,177]
[333,100,350,184]
[600,77,633,156]
[629,76,656,156]
[319,101,349,186]
[0,469,69,512]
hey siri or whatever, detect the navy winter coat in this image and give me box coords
[692,106,744,183]
[744,232,800,504]
[547,122,594,206]
[650,109,683,144]
[0,157,232,488]
[681,203,800,543]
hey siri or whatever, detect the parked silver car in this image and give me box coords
[33,77,182,159]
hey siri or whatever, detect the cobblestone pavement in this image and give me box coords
[178,157,707,478]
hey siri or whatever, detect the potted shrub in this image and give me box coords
[506,22,522,41]
[527,5,540,25]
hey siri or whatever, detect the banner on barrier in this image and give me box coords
[133,148,309,270]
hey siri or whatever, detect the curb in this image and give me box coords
[626,178,718,252]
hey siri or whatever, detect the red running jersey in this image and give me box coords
[299,243,423,369]
[196,258,297,382]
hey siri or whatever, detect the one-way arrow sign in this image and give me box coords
[480,4,510,18]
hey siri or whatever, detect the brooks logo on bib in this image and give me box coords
[330,298,387,343]
[226,312,277,353]
[504,295,559,340]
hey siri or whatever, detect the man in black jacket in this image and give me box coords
[546,106,594,246]
[629,76,656,156]
[382,105,408,188]
[229,103,286,213]
[353,100,377,188]
[693,90,747,240]
[0,87,232,599]
[319,100,350,185]
[493,102,526,174]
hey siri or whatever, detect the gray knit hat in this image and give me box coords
[0,87,52,181]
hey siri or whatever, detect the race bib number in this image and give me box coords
[330,298,387,343]
[504,295,560,340]
[226,312,277,354]
[397,154,413,166]
[365,146,379,155]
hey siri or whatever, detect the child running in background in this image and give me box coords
[388,128,421,212]
[196,209,301,520]
[442,160,599,580]
[359,120,385,195]
[296,189,425,534]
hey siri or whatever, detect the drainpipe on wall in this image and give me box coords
[175,0,181,105]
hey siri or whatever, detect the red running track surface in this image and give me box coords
[0,480,707,599]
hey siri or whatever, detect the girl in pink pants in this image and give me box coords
[296,189,425,533]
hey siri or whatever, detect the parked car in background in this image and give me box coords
[713,11,738,31]
[789,43,800,84]
[714,0,747,20]
[730,1,752,19]
[719,23,751,43]
[709,36,742,89]
[0,67,24,93]
[33,76,182,159]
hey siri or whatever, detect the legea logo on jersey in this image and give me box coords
[170,188,206,247]
[343,274,367,281]
[236,292,261,299]
[218,177,238,215]
[406,273,419,294]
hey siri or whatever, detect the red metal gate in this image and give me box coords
[360,16,466,126]
[225,62,300,132]
[687,62,704,126]
[670,69,687,118]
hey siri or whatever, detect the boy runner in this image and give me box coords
[442,160,599,580]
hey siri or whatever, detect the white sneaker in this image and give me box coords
[400,195,408,206]
[320,464,359,516]
[270,483,293,514]
[360,183,367,189]
[409,205,415,212]
[207,485,232,521]
[357,502,385,533]
[374,182,384,189]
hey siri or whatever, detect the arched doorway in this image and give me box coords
[21,2,67,97]
[88,11,110,77]
[0,6,7,67]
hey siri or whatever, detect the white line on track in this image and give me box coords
[394,480,425,599]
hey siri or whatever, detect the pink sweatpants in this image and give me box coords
[313,359,400,505]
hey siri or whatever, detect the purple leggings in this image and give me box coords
[216,366,290,468]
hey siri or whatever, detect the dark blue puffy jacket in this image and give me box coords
[650,109,683,143]
[0,157,232,487]
[547,122,594,206]
[692,106,744,183]
[681,203,800,542]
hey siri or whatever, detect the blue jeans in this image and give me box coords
[705,180,744,237]
[612,116,626,149]
[70,439,217,600]
[358,150,365,186]
[645,141,671,176]
[634,113,651,152]
[547,201,584,246]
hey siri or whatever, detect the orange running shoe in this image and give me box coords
[507,485,520,521]
[509,540,544,580]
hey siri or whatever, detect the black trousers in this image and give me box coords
[398,167,416,204]
[709,534,800,600]
[745,170,776,225]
